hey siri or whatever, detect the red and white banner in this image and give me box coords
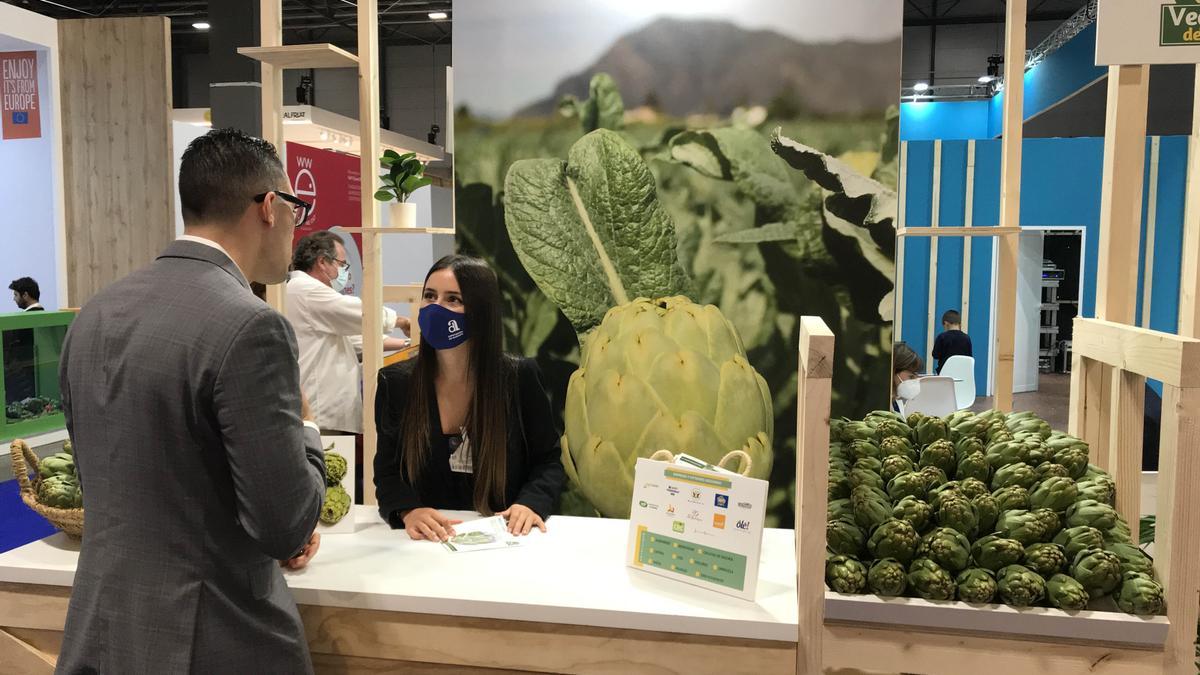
[1,51,41,140]
[287,142,365,295]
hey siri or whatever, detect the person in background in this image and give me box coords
[56,128,326,674]
[374,255,566,541]
[286,231,411,498]
[893,342,923,410]
[9,277,43,311]
[931,309,972,374]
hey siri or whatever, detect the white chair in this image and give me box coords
[897,376,958,418]
[939,355,977,410]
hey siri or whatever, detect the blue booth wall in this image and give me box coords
[899,136,1188,397]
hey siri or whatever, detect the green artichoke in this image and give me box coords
[919,440,957,476]
[955,436,985,460]
[1052,447,1090,479]
[880,455,915,483]
[928,481,962,510]
[906,412,926,429]
[827,518,866,557]
[851,484,890,505]
[853,496,894,531]
[1081,463,1108,481]
[825,555,868,594]
[907,558,957,600]
[828,469,851,500]
[62,440,73,456]
[875,420,912,442]
[995,510,1045,546]
[868,558,908,596]
[991,462,1038,491]
[992,485,1031,511]
[849,439,883,462]
[1054,526,1107,562]
[1006,413,1051,439]
[1046,433,1088,452]
[853,457,884,474]
[842,421,877,443]
[1032,508,1062,540]
[1106,542,1155,577]
[958,478,990,500]
[1113,571,1165,615]
[937,496,979,538]
[916,417,949,446]
[956,452,991,482]
[868,518,920,563]
[972,494,1001,533]
[949,415,988,443]
[320,485,350,525]
[1065,499,1118,532]
[886,471,928,502]
[918,465,950,490]
[1029,476,1078,512]
[849,468,885,491]
[1075,476,1116,505]
[1024,543,1069,577]
[560,296,773,518]
[38,474,80,509]
[996,565,1046,607]
[880,436,916,460]
[1035,462,1071,481]
[866,410,906,425]
[324,451,348,487]
[956,567,998,604]
[919,527,972,572]
[985,441,1029,470]
[1105,519,1133,545]
[828,499,854,523]
[972,534,1025,572]
[892,495,933,532]
[38,452,75,480]
[1072,548,1123,599]
[1046,573,1090,610]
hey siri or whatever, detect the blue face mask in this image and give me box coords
[418,303,468,350]
[330,265,350,293]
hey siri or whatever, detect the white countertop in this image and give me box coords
[0,506,799,642]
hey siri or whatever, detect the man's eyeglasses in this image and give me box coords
[329,256,349,271]
[253,190,312,228]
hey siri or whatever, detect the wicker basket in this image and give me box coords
[10,439,83,538]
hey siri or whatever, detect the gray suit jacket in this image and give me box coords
[55,240,326,674]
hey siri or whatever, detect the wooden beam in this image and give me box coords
[0,628,54,674]
[1071,317,1200,388]
[895,142,908,341]
[237,43,358,69]
[897,226,1022,237]
[1095,65,1149,325]
[927,140,942,370]
[260,0,286,313]
[795,316,834,675]
[1157,385,1200,674]
[1107,368,1145,541]
[359,0,383,505]
[1178,65,1200,338]
[993,0,1027,413]
[961,140,976,333]
[1141,136,1160,328]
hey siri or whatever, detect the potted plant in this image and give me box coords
[374,149,432,228]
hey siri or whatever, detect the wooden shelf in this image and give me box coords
[237,44,358,69]
[896,226,1022,237]
[382,283,422,304]
[340,227,455,235]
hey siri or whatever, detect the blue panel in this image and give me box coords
[1023,24,1107,123]
[1151,136,1187,335]
[935,142,967,346]
[971,140,1003,394]
[902,142,935,362]
[900,101,991,141]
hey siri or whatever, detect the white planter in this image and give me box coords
[388,201,417,228]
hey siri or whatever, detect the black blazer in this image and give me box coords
[374,356,566,527]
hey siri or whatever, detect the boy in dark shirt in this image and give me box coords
[932,309,972,374]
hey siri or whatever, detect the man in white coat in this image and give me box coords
[286,230,410,438]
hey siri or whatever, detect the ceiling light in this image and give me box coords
[978,75,995,83]
[913,82,930,92]
[192,21,210,30]
[428,11,448,20]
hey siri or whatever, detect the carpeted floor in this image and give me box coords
[970,373,1071,431]
[0,478,57,554]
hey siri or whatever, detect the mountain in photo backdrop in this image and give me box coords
[516,17,902,118]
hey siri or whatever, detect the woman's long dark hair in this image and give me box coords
[401,255,510,514]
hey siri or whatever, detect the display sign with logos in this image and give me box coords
[286,142,365,295]
[1,51,41,140]
[626,457,768,601]
[1097,0,1200,65]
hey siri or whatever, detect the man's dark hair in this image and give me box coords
[9,277,39,301]
[292,231,344,273]
[942,309,961,326]
[179,128,285,225]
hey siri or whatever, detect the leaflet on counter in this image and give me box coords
[441,515,523,553]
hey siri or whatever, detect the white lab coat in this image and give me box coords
[285,271,398,433]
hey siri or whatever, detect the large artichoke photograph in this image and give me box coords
[454,0,902,522]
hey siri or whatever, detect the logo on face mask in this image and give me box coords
[448,319,461,334]
[418,303,469,350]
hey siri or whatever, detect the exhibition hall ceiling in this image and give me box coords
[903,0,1088,27]
[0,0,452,48]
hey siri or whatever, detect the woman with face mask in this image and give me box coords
[374,255,567,541]
[892,342,923,411]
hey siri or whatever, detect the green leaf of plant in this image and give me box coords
[713,222,797,244]
[1139,515,1156,547]
[382,149,400,161]
[400,175,432,196]
[504,129,688,332]
[519,292,559,357]
[379,175,396,187]
[670,127,796,214]
[771,129,896,230]
[373,189,394,202]
[581,73,624,133]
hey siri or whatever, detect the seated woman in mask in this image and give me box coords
[892,342,923,411]
[374,255,566,541]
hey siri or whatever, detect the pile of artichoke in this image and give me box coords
[36,440,82,510]
[824,410,1164,615]
[320,449,350,525]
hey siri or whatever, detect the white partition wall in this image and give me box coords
[1014,231,1045,393]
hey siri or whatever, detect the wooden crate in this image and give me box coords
[793,315,1200,674]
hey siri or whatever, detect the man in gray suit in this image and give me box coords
[56,128,327,674]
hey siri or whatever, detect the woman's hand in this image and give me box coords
[401,507,462,541]
[499,504,546,535]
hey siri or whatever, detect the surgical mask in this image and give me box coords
[330,265,350,293]
[418,303,468,350]
[896,378,921,401]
